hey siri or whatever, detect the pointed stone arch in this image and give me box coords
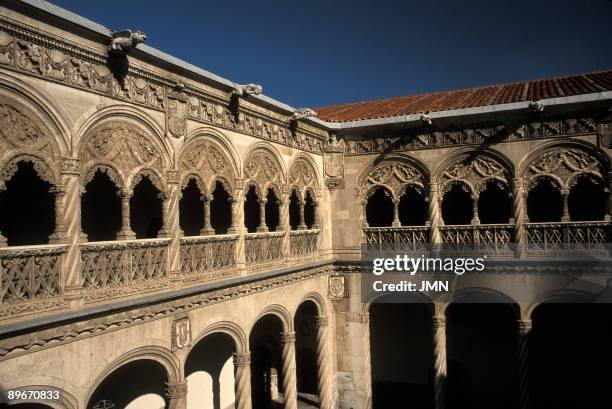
[288,153,321,199]
[358,154,429,201]
[243,143,286,197]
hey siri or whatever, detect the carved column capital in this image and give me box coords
[359,312,370,324]
[165,381,187,399]
[60,157,81,175]
[281,331,296,344]
[118,188,133,199]
[233,352,251,367]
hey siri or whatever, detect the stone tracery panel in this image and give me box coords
[524,146,605,190]
[361,161,425,199]
[0,95,59,188]
[440,155,510,196]
[79,123,167,191]
[244,148,285,194]
[288,156,319,198]
[179,139,236,196]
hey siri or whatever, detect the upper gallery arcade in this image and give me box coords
[1,1,612,409]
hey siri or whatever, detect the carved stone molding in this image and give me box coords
[363,161,425,199]
[0,16,325,155]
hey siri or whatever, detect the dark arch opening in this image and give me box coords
[366,187,394,227]
[294,301,318,398]
[81,170,122,242]
[527,178,562,222]
[87,359,168,409]
[179,178,204,237]
[442,184,473,225]
[446,300,519,409]
[130,176,163,239]
[398,186,427,226]
[185,332,236,409]
[531,302,612,409]
[244,185,260,233]
[289,189,301,230]
[477,181,511,224]
[568,175,606,221]
[8,404,54,409]
[250,314,284,409]
[304,190,316,229]
[0,161,54,246]
[210,181,232,234]
[265,188,280,231]
[370,295,434,409]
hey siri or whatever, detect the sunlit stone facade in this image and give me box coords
[1,1,612,409]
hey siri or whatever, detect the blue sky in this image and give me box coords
[50,0,612,108]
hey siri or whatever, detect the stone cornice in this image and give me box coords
[0,15,326,154]
[0,263,333,362]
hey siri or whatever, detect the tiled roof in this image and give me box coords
[314,69,612,123]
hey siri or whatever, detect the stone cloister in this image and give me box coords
[1,1,612,409]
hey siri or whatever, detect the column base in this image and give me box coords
[116,230,136,241]
[227,226,239,234]
[157,228,172,238]
[200,228,215,236]
[256,226,269,233]
[298,224,307,230]
[49,231,68,244]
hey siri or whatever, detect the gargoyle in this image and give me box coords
[420,112,432,125]
[292,108,317,120]
[108,30,147,54]
[528,100,544,112]
[232,83,263,96]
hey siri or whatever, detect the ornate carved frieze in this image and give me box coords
[244,150,285,193]
[323,135,345,189]
[344,118,598,156]
[0,16,324,154]
[179,140,235,195]
[80,123,166,190]
[363,161,425,199]
[289,157,319,195]
[526,147,604,190]
[0,264,333,361]
[441,155,510,195]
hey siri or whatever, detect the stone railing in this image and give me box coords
[245,231,285,267]
[525,221,611,256]
[0,244,66,317]
[363,226,429,254]
[289,229,320,260]
[180,234,238,282]
[440,224,515,256]
[80,239,171,302]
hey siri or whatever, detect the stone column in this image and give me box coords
[298,199,307,230]
[116,188,136,240]
[165,171,182,282]
[471,194,480,225]
[49,184,68,244]
[361,198,369,228]
[513,177,527,257]
[201,195,215,235]
[233,352,252,409]
[228,197,239,234]
[58,158,85,304]
[392,198,401,227]
[236,183,247,272]
[0,180,5,246]
[256,198,269,232]
[561,189,570,222]
[312,200,320,229]
[280,331,298,409]
[517,319,532,409]
[432,316,448,409]
[157,191,171,238]
[428,183,443,252]
[360,312,373,409]
[315,316,331,409]
[166,381,187,409]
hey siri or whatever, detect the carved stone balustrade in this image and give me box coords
[289,229,320,261]
[245,231,285,268]
[440,224,515,256]
[363,226,429,254]
[525,221,611,256]
[180,234,238,282]
[80,239,171,302]
[0,244,67,318]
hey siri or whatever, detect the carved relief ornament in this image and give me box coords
[179,140,235,195]
[526,147,605,190]
[364,161,425,199]
[323,135,345,189]
[441,155,509,196]
[244,149,285,194]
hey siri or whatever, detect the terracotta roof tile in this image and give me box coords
[314,69,612,122]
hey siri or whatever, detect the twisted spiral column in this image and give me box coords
[360,312,373,409]
[280,190,291,260]
[116,189,136,240]
[166,381,187,409]
[281,331,298,409]
[235,188,247,271]
[512,177,527,257]
[58,160,84,302]
[428,183,442,251]
[432,316,447,409]
[315,316,331,409]
[164,178,182,281]
[517,319,532,409]
[233,352,252,409]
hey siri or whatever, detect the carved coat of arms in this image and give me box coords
[166,82,188,138]
[328,273,346,300]
[171,315,191,351]
[324,135,345,189]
